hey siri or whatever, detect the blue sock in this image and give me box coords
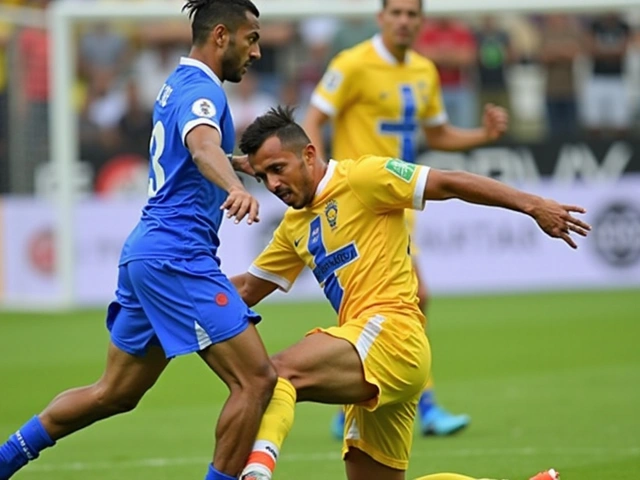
[418,389,436,417]
[204,464,236,480]
[0,416,55,479]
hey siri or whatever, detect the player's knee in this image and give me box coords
[270,353,304,392]
[232,360,278,408]
[93,383,143,415]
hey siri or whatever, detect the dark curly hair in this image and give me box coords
[239,106,310,155]
[182,0,260,46]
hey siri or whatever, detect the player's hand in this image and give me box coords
[231,154,257,179]
[530,199,591,249]
[221,185,260,225]
[482,104,509,141]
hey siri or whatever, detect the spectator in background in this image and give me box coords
[134,22,190,111]
[118,79,153,159]
[475,16,513,126]
[296,17,339,103]
[414,18,477,128]
[16,0,50,194]
[328,17,379,60]
[584,13,632,137]
[227,71,277,141]
[79,22,130,83]
[248,21,295,97]
[79,68,127,170]
[539,14,582,138]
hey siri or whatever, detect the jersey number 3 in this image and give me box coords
[148,121,166,197]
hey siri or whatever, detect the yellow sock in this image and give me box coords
[414,474,477,480]
[240,378,296,479]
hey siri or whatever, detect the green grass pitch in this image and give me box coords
[1,289,638,480]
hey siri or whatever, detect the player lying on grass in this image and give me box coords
[230,106,588,480]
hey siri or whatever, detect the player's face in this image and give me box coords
[250,137,316,209]
[378,0,423,49]
[221,12,261,83]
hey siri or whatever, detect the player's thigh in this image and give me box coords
[327,313,430,409]
[343,393,420,473]
[345,446,405,480]
[127,257,261,359]
[272,332,378,405]
[107,264,162,357]
[198,322,275,391]
[97,341,169,403]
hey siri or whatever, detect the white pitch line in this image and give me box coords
[24,447,640,474]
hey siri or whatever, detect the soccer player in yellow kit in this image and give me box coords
[232,106,586,480]
[303,0,509,438]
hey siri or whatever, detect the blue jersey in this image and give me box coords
[120,57,235,265]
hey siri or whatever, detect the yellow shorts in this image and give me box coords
[405,209,419,257]
[310,311,431,470]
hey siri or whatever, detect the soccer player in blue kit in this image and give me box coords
[0,1,279,480]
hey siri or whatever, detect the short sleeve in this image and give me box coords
[310,52,358,118]
[177,84,228,146]
[423,65,448,127]
[348,156,430,213]
[248,222,305,292]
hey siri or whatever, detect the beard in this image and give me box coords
[221,38,244,83]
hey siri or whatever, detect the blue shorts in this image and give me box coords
[106,256,260,358]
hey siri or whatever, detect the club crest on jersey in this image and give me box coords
[324,200,338,230]
[192,98,216,118]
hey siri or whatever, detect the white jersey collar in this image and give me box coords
[315,159,337,198]
[180,57,222,86]
[372,34,407,65]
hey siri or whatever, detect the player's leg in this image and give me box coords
[345,447,405,480]
[198,324,278,477]
[0,342,168,479]
[129,257,277,480]
[0,265,168,479]
[415,468,560,480]
[39,342,168,439]
[412,259,470,437]
[242,314,430,480]
[240,330,375,479]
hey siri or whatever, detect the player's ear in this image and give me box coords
[211,24,229,48]
[303,143,316,166]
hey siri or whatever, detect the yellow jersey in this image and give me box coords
[310,34,447,164]
[249,156,430,326]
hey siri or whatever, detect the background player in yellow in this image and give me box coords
[231,106,586,480]
[302,0,509,438]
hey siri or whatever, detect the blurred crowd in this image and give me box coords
[2,0,640,195]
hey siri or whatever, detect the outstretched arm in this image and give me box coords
[230,272,279,308]
[424,169,591,249]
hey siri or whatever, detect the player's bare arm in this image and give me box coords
[186,124,260,224]
[424,169,592,249]
[301,105,330,161]
[423,104,508,151]
[230,272,278,308]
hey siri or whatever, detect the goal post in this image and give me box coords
[47,0,640,309]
